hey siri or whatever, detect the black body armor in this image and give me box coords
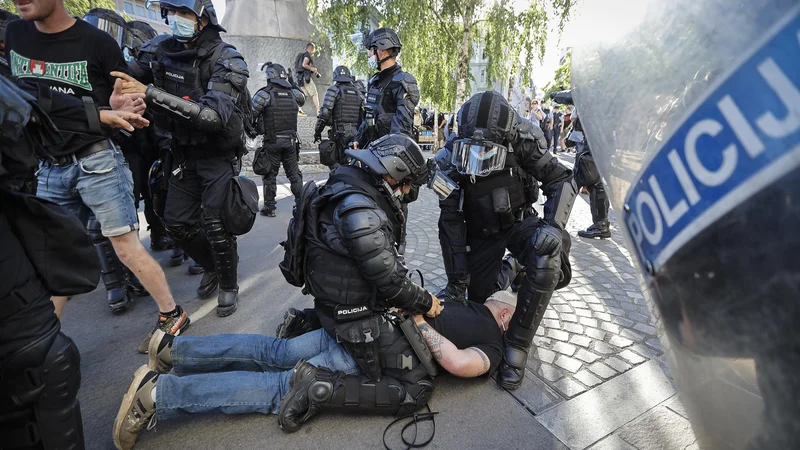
[256,85,299,142]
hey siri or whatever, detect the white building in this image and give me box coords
[468,42,535,115]
[112,0,170,34]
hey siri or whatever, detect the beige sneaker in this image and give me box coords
[113,365,158,450]
[137,307,190,354]
[147,329,174,373]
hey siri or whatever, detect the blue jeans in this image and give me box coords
[156,329,360,419]
[36,147,139,237]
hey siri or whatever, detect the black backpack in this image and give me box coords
[294,52,306,83]
[279,180,320,290]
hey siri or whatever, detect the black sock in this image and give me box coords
[159,305,183,318]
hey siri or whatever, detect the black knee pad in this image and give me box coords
[1,325,59,408]
[38,333,81,411]
[166,224,198,244]
[522,253,561,291]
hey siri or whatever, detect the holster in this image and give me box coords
[334,313,382,381]
[397,316,439,377]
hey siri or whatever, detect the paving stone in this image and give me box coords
[606,306,626,316]
[569,335,592,348]
[585,328,606,341]
[612,316,635,328]
[579,317,599,328]
[560,313,579,323]
[594,312,613,322]
[645,338,663,351]
[508,369,565,414]
[588,362,618,379]
[533,336,552,348]
[547,329,570,342]
[605,357,633,373]
[542,319,560,329]
[628,312,650,323]
[552,341,577,357]
[663,394,689,419]
[593,341,616,355]
[536,363,565,382]
[616,406,696,450]
[543,309,559,319]
[589,303,606,312]
[618,349,647,365]
[554,304,573,313]
[630,343,660,359]
[555,355,583,373]
[532,348,557,364]
[574,308,593,318]
[633,322,657,335]
[574,369,603,387]
[574,349,601,364]
[609,335,634,348]
[562,323,583,334]
[587,434,637,450]
[619,329,645,343]
[552,377,588,398]
[600,322,621,334]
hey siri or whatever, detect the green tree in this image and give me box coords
[542,50,570,98]
[1,0,119,18]
[307,0,574,111]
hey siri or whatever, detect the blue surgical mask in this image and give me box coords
[168,14,197,41]
[122,47,133,62]
[368,54,379,70]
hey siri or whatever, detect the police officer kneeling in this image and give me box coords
[435,91,577,390]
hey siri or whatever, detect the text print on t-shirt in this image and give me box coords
[10,50,93,94]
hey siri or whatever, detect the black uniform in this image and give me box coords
[0,75,113,450]
[277,135,434,432]
[314,66,364,169]
[435,91,577,390]
[130,21,250,316]
[551,89,610,238]
[251,64,305,215]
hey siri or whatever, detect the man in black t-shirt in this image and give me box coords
[298,42,320,116]
[5,0,190,345]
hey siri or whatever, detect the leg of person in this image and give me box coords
[87,214,131,312]
[164,158,218,299]
[578,182,611,239]
[0,293,84,450]
[279,138,303,200]
[466,229,512,303]
[498,217,562,390]
[197,157,239,316]
[261,145,281,217]
[278,318,432,432]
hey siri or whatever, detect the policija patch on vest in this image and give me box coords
[334,304,372,322]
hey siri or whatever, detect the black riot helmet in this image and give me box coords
[333,65,353,83]
[126,20,158,51]
[452,90,518,177]
[364,27,402,53]
[83,8,128,49]
[147,0,225,31]
[264,63,291,89]
[345,134,430,188]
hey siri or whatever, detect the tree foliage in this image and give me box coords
[1,0,120,18]
[307,0,574,111]
[542,49,570,98]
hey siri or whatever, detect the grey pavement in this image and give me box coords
[63,150,697,449]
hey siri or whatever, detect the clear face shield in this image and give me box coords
[450,139,508,177]
[83,15,124,48]
[427,168,459,200]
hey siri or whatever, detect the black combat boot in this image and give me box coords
[124,267,150,298]
[275,308,321,339]
[169,247,185,266]
[578,220,611,239]
[207,219,238,317]
[149,230,173,251]
[498,285,554,390]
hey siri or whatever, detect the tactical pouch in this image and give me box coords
[574,149,600,188]
[223,175,259,235]
[492,187,515,230]
[252,145,272,176]
[398,317,439,377]
[335,315,382,380]
[318,139,338,167]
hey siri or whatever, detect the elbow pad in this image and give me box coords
[145,85,221,133]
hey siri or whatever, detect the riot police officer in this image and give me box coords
[120,0,250,319]
[314,65,364,169]
[434,91,577,390]
[276,134,440,432]
[551,89,611,239]
[251,62,305,217]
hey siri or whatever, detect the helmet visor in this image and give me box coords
[83,14,124,48]
[451,139,508,176]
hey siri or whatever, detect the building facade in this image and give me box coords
[113,0,170,34]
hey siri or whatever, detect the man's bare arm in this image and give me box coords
[303,57,316,73]
[414,315,491,377]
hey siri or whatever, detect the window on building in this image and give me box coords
[148,9,157,19]
[135,4,146,16]
[481,70,486,83]
[123,2,134,14]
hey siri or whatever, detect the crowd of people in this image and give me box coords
[0,0,613,448]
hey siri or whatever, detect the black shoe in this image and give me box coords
[216,289,238,317]
[261,208,276,217]
[578,221,611,239]
[169,248,186,267]
[497,346,529,390]
[150,235,174,251]
[275,308,317,339]
[197,271,219,298]
[188,262,205,275]
[125,270,149,298]
[108,288,132,313]
[278,360,331,433]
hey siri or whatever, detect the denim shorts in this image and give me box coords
[37,147,139,237]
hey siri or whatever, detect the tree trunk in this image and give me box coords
[455,3,476,111]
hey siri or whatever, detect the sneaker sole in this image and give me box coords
[109,296,132,314]
[147,329,169,373]
[112,365,151,450]
[216,303,237,317]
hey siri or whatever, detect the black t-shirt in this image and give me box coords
[553,111,563,130]
[425,301,504,375]
[5,18,128,155]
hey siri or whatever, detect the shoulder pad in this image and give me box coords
[336,192,378,215]
[327,84,341,96]
[514,116,540,141]
[392,71,417,84]
[252,89,271,108]
[217,46,250,77]
[141,34,171,55]
[393,71,419,105]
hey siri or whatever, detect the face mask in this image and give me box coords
[122,47,133,63]
[368,54,379,70]
[168,14,197,41]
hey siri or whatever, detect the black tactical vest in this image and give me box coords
[304,167,403,307]
[364,77,396,139]
[261,84,299,142]
[333,83,362,136]
[462,154,529,238]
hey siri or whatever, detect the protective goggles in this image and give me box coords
[450,139,508,177]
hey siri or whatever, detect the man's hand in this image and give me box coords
[412,314,426,326]
[426,294,443,318]
[110,72,148,95]
[109,78,146,114]
[99,110,150,132]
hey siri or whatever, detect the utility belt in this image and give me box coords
[0,278,48,321]
[49,140,115,167]
[265,131,299,146]
[331,303,438,381]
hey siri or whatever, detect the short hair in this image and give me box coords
[307,42,315,49]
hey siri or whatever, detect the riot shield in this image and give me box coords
[571,1,800,448]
